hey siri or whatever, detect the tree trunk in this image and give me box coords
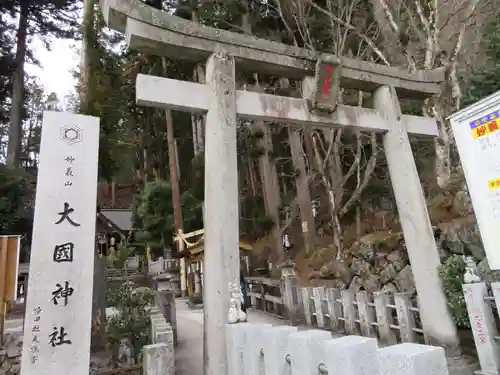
[161,57,185,294]
[80,0,95,113]
[311,133,343,257]
[247,157,258,197]
[255,120,282,264]
[289,129,316,253]
[190,65,205,154]
[195,64,205,153]
[91,254,106,352]
[191,6,205,155]
[7,1,29,168]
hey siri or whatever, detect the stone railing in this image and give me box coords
[246,277,283,316]
[248,274,424,345]
[299,287,422,344]
[462,282,500,375]
[106,267,144,280]
[153,288,177,344]
[148,257,178,275]
[142,306,174,375]
[148,258,165,275]
[226,323,448,375]
[125,256,140,271]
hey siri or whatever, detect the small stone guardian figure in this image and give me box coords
[227,282,248,324]
[117,338,135,367]
[463,256,481,283]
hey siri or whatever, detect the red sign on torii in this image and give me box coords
[309,54,342,113]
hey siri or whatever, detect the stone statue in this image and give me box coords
[463,256,481,283]
[227,282,247,324]
[117,338,134,367]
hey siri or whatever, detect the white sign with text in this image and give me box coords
[21,111,100,375]
[450,91,500,269]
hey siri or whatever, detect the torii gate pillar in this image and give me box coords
[374,86,459,353]
[203,50,240,375]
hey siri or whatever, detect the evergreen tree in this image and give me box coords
[4,0,81,168]
[463,15,500,106]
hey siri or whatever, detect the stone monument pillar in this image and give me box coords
[280,259,300,326]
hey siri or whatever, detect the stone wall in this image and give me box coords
[309,215,482,295]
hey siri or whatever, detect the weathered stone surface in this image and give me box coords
[439,217,482,255]
[307,213,483,305]
[377,343,448,375]
[362,275,381,292]
[331,279,348,290]
[378,264,397,284]
[351,258,373,278]
[386,250,408,272]
[381,283,398,294]
[143,343,174,375]
[89,352,113,374]
[0,356,22,375]
[394,265,416,294]
[452,190,473,216]
[324,336,378,375]
[319,259,352,284]
[357,243,375,262]
[4,331,23,358]
[476,258,500,284]
[349,276,364,292]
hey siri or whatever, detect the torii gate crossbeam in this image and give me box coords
[100,0,443,99]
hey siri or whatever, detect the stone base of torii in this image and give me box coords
[99,1,464,374]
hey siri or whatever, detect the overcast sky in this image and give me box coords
[25,36,80,102]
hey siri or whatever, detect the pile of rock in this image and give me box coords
[0,330,23,375]
[312,215,483,295]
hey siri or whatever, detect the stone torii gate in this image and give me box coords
[100,0,459,373]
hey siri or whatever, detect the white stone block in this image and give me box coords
[153,323,170,343]
[20,112,100,375]
[150,307,161,315]
[289,330,331,375]
[143,343,174,375]
[155,327,173,346]
[151,315,167,340]
[463,282,500,374]
[377,343,449,375]
[241,323,272,375]
[324,336,379,375]
[262,326,297,375]
[226,324,247,375]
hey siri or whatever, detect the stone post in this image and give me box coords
[463,282,500,374]
[280,260,300,325]
[155,274,173,292]
[142,343,174,375]
[203,49,240,375]
[156,290,177,345]
[194,267,202,296]
[377,343,448,375]
[178,232,187,297]
[155,325,174,346]
[373,85,460,354]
